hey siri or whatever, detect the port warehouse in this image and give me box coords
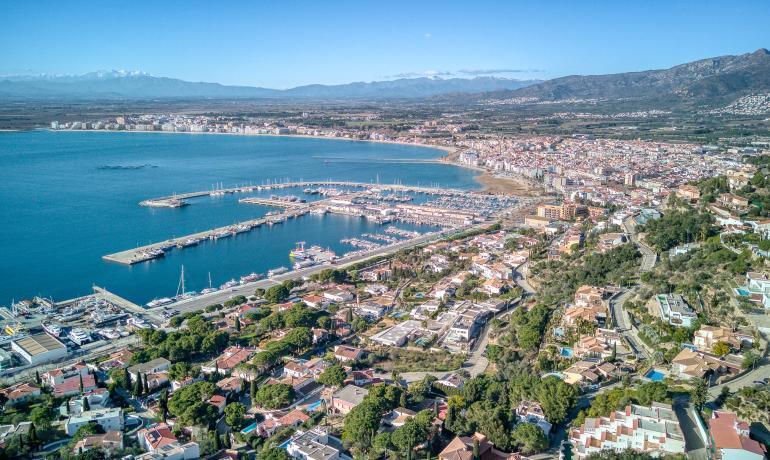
[11,333,67,365]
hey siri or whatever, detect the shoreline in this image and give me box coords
[43,128,541,196]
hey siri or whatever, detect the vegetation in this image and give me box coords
[254,383,295,409]
[640,208,715,251]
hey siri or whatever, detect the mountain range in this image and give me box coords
[482,48,770,108]
[0,72,539,100]
[2,49,769,106]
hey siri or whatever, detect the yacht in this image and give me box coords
[200,287,218,295]
[42,323,63,338]
[267,267,289,278]
[293,259,318,270]
[146,297,174,308]
[240,272,263,284]
[98,329,121,340]
[176,238,199,249]
[68,328,92,346]
[127,317,151,329]
[220,279,239,290]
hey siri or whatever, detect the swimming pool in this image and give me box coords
[306,400,322,411]
[241,421,258,434]
[735,288,750,297]
[645,369,665,382]
[278,439,291,449]
[560,347,573,358]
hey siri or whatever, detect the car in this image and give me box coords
[754,380,766,386]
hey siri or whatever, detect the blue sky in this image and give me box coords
[1,0,768,88]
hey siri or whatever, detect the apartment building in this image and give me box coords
[570,403,685,458]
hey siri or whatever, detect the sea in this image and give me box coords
[0,130,481,306]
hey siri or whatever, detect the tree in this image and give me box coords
[472,439,480,460]
[168,381,219,428]
[343,399,386,449]
[109,368,129,389]
[712,341,730,357]
[318,364,347,387]
[250,379,257,402]
[35,370,41,385]
[29,406,54,431]
[690,377,708,410]
[235,317,241,332]
[256,445,291,460]
[265,284,290,304]
[79,374,84,393]
[511,423,548,454]
[742,350,760,369]
[634,382,668,407]
[253,383,294,409]
[159,388,169,422]
[536,376,578,424]
[224,402,247,430]
[82,396,90,412]
[391,412,432,460]
[134,372,144,397]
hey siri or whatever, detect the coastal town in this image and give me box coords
[0,110,767,460]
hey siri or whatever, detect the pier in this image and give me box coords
[139,180,478,208]
[238,197,312,208]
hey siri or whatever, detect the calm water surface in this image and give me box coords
[0,131,480,305]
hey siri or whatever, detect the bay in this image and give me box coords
[0,130,480,305]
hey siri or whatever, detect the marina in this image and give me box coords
[104,181,516,266]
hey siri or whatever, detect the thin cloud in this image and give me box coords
[387,70,452,79]
[424,33,432,39]
[457,68,543,76]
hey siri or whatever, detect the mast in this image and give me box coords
[176,265,186,297]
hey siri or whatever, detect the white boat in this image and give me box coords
[240,272,263,284]
[146,297,174,308]
[220,279,239,290]
[68,328,92,346]
[293,259,318,270]
[200,287,218,295]
[267,267,289,277]
[127,317,151,329]
[42,323,62,338]
[98,329,121,340]
[175,292,197,301]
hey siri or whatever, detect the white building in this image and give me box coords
[65,408,124,436]
[287,428,350,460]
[655,294,697,327]
[569,403,685,458]
[11,333,67,365]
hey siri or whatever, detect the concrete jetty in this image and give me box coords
[139,180,475,207]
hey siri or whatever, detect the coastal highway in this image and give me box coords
[148,224,486,318]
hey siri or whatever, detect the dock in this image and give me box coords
[238,197,312,209]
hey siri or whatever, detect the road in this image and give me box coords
[608,289,652,359]
[623,217,656,272]
[150,225,484,318]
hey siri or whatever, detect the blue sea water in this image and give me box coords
[0,130,480,305]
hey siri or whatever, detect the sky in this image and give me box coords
[1,0,769,88]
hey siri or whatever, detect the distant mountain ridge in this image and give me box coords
[483,48,770,107]
[0,72,539,100]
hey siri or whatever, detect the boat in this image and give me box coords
[146,297,174,308]
[127,317,151,329]
[42,323,63,338]
[159,242,176,251]
[267,267,289,277]
[213,230,232,239]
[290,241,307,259]
[220,279,239,290]
[68,328,92,346]
[177,238,200,249]
[240,272,263,284]
[200,287,218,295]
[98,329,121,340]
[293,259,318,270]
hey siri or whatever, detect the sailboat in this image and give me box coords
[200,272,218,295]
[174,265,197,301]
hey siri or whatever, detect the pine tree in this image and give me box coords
[82,396,90,411]
[29,423,37,444]
[473,439,480,460]
[223,432,231,448]
[134,372,143,397]
[79,374,84,393]
[143,374,150,394]
[159,388,169,422]
[235,317,241,332]
[123,368,130,389]
[35,370,41,385]
[250,379,257,402]
[213,433,222,451]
